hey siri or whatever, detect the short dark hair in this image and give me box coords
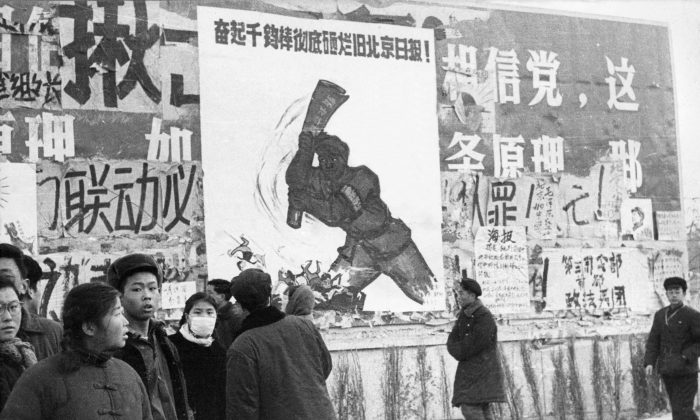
[231,269,272,312]
[664,276,687,293]
[0,273,20,298]
[62,282,120,349]
[107,253,162,293]
[178,292,217,326]
[0,243,26,279]
[23,255,42,291]
[208,279,232,301]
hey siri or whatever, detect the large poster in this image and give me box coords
[198,7,444,312]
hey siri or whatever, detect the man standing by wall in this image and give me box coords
[207,278,244,350]
[108,253,193,420]
[447,277,505,420]
[226,268,336,420]
[0,243,61,360]
[645,276,700,419]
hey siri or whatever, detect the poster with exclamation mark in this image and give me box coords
[198,7,445,312]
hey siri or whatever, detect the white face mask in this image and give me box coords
[188,316,216,338]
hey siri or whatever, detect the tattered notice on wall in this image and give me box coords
[620,198,653,241]
[198,7,444,312]
[656,210,684,241]
[542,247,651,312]
[36,247,205,321]
[37,160,203,238]
[162,280,197,310]
[0,163,37,254]
[474,226,529,314]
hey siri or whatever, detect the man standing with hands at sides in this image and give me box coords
[447,277,505,420]
[108,253,193,420]
[645,277,700,419]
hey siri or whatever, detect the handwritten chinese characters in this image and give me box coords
[475,226,530,314]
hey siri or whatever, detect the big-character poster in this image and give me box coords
[198,7,444,312]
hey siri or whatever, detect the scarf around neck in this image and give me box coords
[179,324,214,347]
[0,337,38,369]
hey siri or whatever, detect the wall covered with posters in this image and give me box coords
[1,0,699,417]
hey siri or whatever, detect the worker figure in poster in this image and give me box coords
[645,276,700,420]
[286,131,436,308]
[447,277,505,420]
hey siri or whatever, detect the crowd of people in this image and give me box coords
[0,244,336,420]
[0,239,698,420]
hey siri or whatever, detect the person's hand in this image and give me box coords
[288,189,311,209]
[299,131,315,149]
[645,365,653,376]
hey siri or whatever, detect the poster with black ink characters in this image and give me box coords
[198,7,444,312]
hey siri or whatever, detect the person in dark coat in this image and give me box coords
[207,278,245,350]
[1,282,152,420]
[645,276,700,419]
[0,276,36,411]
[0,244,62,360]
[285,284,315,322]
[108,253,193,420]
[447,278,505,420]
[226,268,336,420]
[170,292,226,420]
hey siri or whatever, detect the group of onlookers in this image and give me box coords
[0,243,336,420]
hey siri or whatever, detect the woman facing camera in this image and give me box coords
[0,282,152,420]
[0,276,36,411]
[170,292,226,420]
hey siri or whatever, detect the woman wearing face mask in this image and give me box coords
[0,276,36,411]
[170,292,226,420]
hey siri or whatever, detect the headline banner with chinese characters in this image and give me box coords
[475,226,529,314]
[37,160,203,238]
[437,10,678,213]
[542,247,652,312]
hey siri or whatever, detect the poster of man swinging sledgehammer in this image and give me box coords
[198,7,445,312]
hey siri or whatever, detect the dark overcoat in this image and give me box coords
[645,304,700,376]
[226,306,336,420]
[0,351,152,420]
[170,331,226,420]
[447,299,506,406]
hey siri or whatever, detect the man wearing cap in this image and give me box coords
[645,276,700,419]
[226,268,335,420]
[286,131,436,308]
[447,277,505,420]
[108,253,193,420]
[0,243,61,360]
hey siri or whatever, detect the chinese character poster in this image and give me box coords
[198,7,444,312]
